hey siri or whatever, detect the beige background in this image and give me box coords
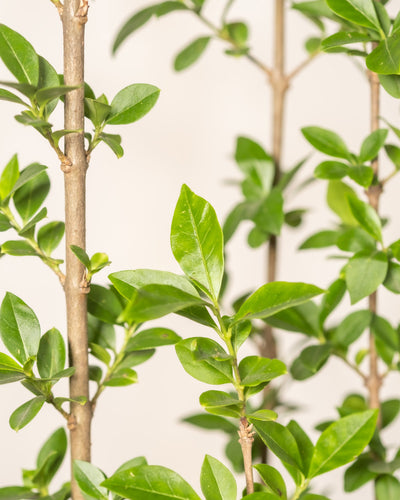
[0,1,399,498]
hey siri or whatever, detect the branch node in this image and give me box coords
[67,414,77,431]
[75,0,89,23]
[60,158,73,173]
[80,278,91,294]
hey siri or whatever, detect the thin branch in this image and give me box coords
[50,0,64,16]
[286,52,319,83]
[238,418,255,495]
[221,0,236,25]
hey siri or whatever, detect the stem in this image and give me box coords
[62,2,91,498]
[366,64,383,424]
[221,0,235,24]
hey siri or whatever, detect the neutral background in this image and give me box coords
[0,1,399,498]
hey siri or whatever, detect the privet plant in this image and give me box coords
[0,2,399,500]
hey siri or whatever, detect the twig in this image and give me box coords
[50,0,64,16]
[286,52,319,83]
[238,418,255,495]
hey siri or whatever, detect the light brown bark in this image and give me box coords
[62,1,91,498]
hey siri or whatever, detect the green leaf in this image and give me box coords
[114,457,148,474]
[347,165,374,188]
[253,189,284,236]
[18,207,47,237]
[308,410,378,478]
[156,2,189,16]
[126,328,181,351]
[99,132,124,158]
[287,420,314,477]
[231,320,252,352]
[37,328,65,379]
[290,344,331,380]
[0,292,41,364]
[383,261,400,293]
[1,240,37,257]
[266,301,320,338]
[253,464,287,499]
[241,494,281,500]
[302,126,350,159]
[9,396,45,431]
[35,85,78,106]
[0,154,19,201]
[371,315,398,351]
[37,221,64,255]
[35,427,67,487]
[174,37,211,71]
[327,181,358,225]
[200,455,237,500]
[381,399,400,429]
[175,337,233,385]
[359,129,388,162]
[314,160,348,179]
[300,230,339,250]
[89,342,111,365]
[107,84,160,125]
[84,97,111,126]
[226,22,248,46]
[249,420,302,470]
[104,367,137,386]
[345,250,388,304]
[199,391,241,418]
[344,453,377,491]
[171,184,224,301]
[13,170,50,224]
[0,487,39,499]
[322,31,371,51]
[239,356,286,386]
[234,281,323,322]
[332,310,372,346]
[375,475,400,500]
[0,352,25,384]
[366,33,400,75]
[385,144,400,169]
[120,284,206,323]
[70,244,90,268]
[73,460,108,500]
[319,278,346,327]
[90,252,111,273]
[0,213,11,231]
[337,227,375,253]
[112,6,157,54]
[11,163,47,194]
[0,24,39,85]
[119,350,155,369]
[183,413,237,434]
[103,466,202,500]
[88,285,123,324]
[245,410,277,422]
[379,75,400,98]
[326,0,383,32]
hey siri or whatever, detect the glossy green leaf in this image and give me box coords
[345,250,388,304]
[0,88,27,105]
[13,170,50,223]
[9,396,45,431]
[74,460,108,500]
[265,301,320,337]
[0,24,39,85]
[347,165,374,188]
[250,420,302,470]
[322,31,371,51]
[199,391,241,418]
[235,281,323,323]
[366,33,400,75]
[239,356,286,386]
[231,320,252,352]
[119,349,155,369]
[379,75,400,98]
[99,132,124,158]
[18,207,47,237]
[287,420,314,477]
[175,337,233,385]
[35,427,67,487]
[375,474,400,500]
[309,410,378,478]
[112,6,158,54]
[114,457,148,474]
[107,84,160,125]
[326,0,383,31]
[327,181,358,225]
[1,240,36,257]
[253,464,287,499]
[385,144,400,169]
[90,252,111,273]
[0,213,11,231]
[314,160,348,179]
[88,285,123,324]
[337,227,375,253]
[0,292,40,364]
[126,328,181,351]
[171,184,224,300]
[302,127,350,159]
[253,189,284,236]
[183,413,237,434]
[84,97,111,127]
[0,154,19,201]
[344,453,377,491]
[300,230,338,249]
[0,352,25,385]
[37,328,65,379]
[359,129,388,162]
[104,368,138,387]
[201,455,237,500]
[371,315,398,351]
[348,195,382,242]
[319,278,346,327]
[89,343,111,366]
[246,409,277,422]
[37,221,64,255]
[70,245,90,268]
[36,85,77,106]
[333,310,372,346]
[103,465,201,500]
[174,37,211,71]
[383,261,400,294]
[11,163,47,194]
[290,344,331,380]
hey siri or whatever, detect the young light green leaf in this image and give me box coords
[348,196,382,243]
[326,0,383,32]
[199,391,241,418]
[1,240,37,257]
[359,129,388,162]
[347,165,374,188]
[37,221,65,255]
[73,460,108,500]
[314,160,348,180]
[0,352,25,384]
[0,24,39,85]
[253,464,287,499]
[234,282,323,323]
[175,337,233,385]
[200,455,237,500]
[174,37,211,71]
[345,250,388,304]
[302,127,350,159]
[37,328,65,379]
[309,410,378,478]
[0,154,19,201]
[238,356,286,386]
[126,327,181,351]
[0,292,41,364]
[327,181,358,226]
[103,465,202,500]
[107,84,160,125]
[319,278,346,327]
[104,368,138,387]
[171,184,224,301]
[9,396,46,431]
[245,409,277,422]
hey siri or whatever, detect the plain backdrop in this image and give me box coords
[0,1,400,499]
